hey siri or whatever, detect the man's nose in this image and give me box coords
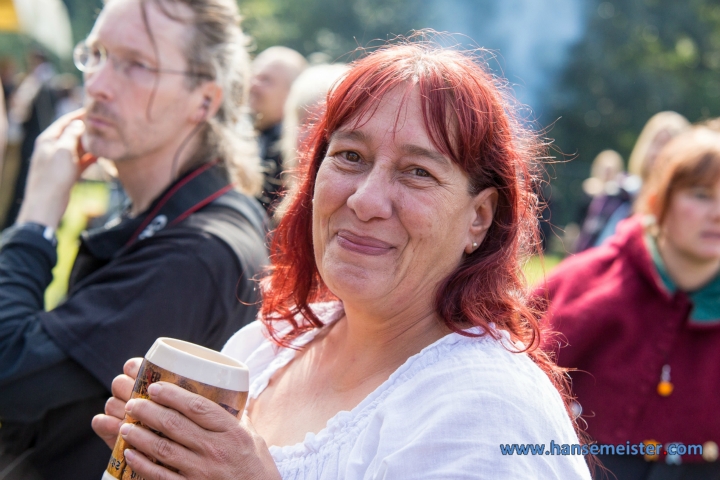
[346,164,393,222]
[83,60,116,102]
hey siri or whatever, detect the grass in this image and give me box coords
[523,254,562,287]
[45,181,109,310]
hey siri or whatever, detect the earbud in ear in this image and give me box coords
[199,97,211,121]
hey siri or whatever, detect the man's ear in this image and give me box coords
[192,82,223,123]
[465,187,498,254]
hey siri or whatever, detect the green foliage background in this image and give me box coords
[545,0,720,224]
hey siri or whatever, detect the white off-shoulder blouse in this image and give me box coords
[222,302,591,479]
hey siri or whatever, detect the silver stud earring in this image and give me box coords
[472,242,478,249]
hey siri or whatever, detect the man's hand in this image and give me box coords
[16,109,98,229]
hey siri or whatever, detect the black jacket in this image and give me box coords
[256,122,284,212]
[0,163,268,479]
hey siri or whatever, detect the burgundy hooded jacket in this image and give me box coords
[538,216,720,462]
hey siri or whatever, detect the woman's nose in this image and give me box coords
[346,165,393,222]
[711,197,720,220]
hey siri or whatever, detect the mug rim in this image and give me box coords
[145,337,249,391]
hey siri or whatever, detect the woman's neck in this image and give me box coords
[317,302,450,391]
[656,236,720,291]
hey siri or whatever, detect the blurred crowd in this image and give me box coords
[0,1,718,480]
[1,51,83,229]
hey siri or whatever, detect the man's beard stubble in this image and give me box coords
[83,100,133,162]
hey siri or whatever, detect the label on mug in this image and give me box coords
[104,359,248,480]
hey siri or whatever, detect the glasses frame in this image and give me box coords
[73,40,213,82]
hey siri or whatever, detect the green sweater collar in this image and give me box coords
[646,235,720,323]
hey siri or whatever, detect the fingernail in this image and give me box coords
[147,383,160,396]
[70,119,84,129]
[125,399,136,412]
[119,423,131,436]
[124,449,135,463]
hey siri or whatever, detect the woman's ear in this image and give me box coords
[647,193,659,213]
[642,193,661,235]
[465,187,498,254]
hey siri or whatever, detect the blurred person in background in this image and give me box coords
[0,58,20,226]
[0,77,6,175]
[573,149,629,252]
[275,62,348,219]
[0,0,267,478]
[628,111,691,187]
[51,73,83,119]
[572,112,690,254]
[249,45,307,212]
[0,57,16,103]
[2,50,58,229]
[539,123,720,479]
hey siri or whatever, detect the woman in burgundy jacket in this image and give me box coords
[539,124,720,480]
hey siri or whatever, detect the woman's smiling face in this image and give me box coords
[312,86,496,310]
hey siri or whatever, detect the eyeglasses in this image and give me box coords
[73,40,213,87]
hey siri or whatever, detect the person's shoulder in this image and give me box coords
[545,244,617,287]
[537,217,650,313]
[138,208,265,273]
[398,331,561,398]
[552,217,644,276]
[122,231,238,279]
[358,331,590,479]
[222,321,268,363]
[221,301,342,362]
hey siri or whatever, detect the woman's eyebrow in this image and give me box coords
[401,144,450,167]
[330,130,368,143]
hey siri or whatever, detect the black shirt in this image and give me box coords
[256,122,284,212]
[0,163,268,479]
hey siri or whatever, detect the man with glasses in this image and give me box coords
[0,1,267,478]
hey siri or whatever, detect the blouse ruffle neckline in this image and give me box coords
[244,302,501,462]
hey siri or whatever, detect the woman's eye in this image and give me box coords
[340,151,361,162]
[691,189,712,199]
[411,168,431,178]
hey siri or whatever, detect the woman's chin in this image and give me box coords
[322,265,390,304]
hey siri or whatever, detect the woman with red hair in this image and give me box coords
[93,40,591,479]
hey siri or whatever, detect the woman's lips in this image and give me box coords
[336,230,393,256]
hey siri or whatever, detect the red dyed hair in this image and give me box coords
[262,38,570,407]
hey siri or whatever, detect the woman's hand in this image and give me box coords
[119,381,281,480]
[92,357,143,448]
